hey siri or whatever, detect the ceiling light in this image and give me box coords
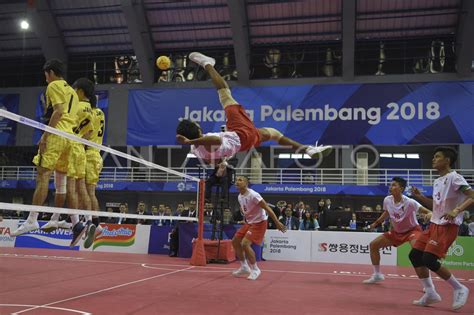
[20,20,29,30]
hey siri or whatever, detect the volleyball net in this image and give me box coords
[0,108,207,266]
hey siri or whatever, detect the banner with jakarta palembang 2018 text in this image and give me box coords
[0,94,19,145]
[127,82,474,146]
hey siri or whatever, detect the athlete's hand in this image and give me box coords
[176,134,191,145]
[276,221,287,233]
[442,208,461,221]
[369,223,377,231]
[421,212,432,223]
[411,186,422,198]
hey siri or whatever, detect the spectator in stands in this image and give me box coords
[276,200,287,218]
[136,201,149,225]
[317,199,327,230]
[305,204,312,214]
[344,205,352,212]
[204,203,213,217]
[316,199,325,210]
[117,203,136,224]
[280,208,299,230]
[174,203,185,217]
[361,205,368,212]
[349,213,357,230]
[375,204,383,212]
[222,208,234,225]
[284,203,293,217]
[187,200,197,218]
[105,207,117,224]
[325,198,333,211]
[299,211,319,231]
[295,201,306,219]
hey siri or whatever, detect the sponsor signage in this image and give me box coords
[397,236,474,270]
[263,230,312,262]
[83,223,150,254]
[311,231,397,265]
[14,221,79,250]
[148,225,173,255]
[0,220,17,247]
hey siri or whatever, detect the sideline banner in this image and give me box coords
[14,220,80,251]
[311,231,397,266]
[0,179,435,197]
[0,219,18,247]
[127,82,474,145]
[0,94,19,145]
[397,237,474,270]
[263,229,312,262]
[81,223,150,254]
[148,225,173,255]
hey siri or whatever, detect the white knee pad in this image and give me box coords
[54,171,67,194]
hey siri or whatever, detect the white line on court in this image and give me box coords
[2,253,473,282]
[12,266,194,314]
[0,304,90,315]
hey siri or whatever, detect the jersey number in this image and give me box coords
[73,118,90,134]
[98,120,105,137]
[67,95,73,113]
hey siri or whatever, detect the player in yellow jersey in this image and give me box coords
[41,78,97,247]
[85,89,106,244]
[12,59,85,242]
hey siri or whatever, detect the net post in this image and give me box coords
[190,179,206,266]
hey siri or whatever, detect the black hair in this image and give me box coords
[72,77,97,108]
[434,146,458,167]
[391,177,407,190]
[176,119,200,140]
[43,59,65,77]
[238,175,250,185]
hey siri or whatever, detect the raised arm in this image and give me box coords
[176,134,222,146]
[411,186,433,209]
[258,199,287,233]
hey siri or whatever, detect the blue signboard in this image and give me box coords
[0,94,19,145]
[14,220,79,250]
[127,82,474,146]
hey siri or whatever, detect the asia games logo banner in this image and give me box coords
[92,224,136,250]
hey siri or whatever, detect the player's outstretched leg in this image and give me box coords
[258,127,332,158]
[189,52,332,158]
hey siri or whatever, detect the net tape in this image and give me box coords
[0,202,198,222]
[0,109,199,182]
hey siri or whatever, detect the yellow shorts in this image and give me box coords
[67,142,86,179]
[32,134,70,171]
[85,149,103,185]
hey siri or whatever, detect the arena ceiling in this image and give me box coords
[0,0,472,84]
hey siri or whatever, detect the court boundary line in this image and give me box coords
[0,304,90,315]
[2,252,473,282]
[12,266,194,314]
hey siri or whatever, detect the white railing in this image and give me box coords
[0,166,473,187]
